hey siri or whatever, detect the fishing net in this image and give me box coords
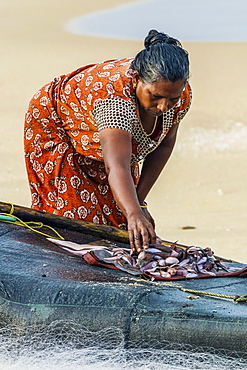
[0,223,247,369]
[0,321,246,370]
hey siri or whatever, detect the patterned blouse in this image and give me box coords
[31,57,192,165]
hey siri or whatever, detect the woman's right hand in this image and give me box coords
[99,128,157,252]
[127,211,157,253]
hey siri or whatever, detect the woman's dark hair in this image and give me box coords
[131,29,189,83]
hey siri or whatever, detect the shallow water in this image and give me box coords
[65,0,247,41]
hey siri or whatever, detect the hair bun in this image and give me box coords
[144,29,182,48]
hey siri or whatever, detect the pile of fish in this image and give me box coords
[47,238,230,280]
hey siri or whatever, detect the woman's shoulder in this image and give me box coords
[51,57,134,88]
[84,57,135,104]
[87,57,135,85]
[96,57,134,70]
[77,57,134,78]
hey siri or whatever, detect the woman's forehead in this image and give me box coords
[147,79,185,95]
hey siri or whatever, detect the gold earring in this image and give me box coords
[133,82,137,89]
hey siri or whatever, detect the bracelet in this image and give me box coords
[140,201,148,209]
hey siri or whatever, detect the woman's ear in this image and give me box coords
[132,71,140,87]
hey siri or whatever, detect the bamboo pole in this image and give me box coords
[0,201,130,244]
[0,201,232,261]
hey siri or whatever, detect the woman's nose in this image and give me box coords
[157,98,169,112]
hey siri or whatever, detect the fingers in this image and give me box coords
[129,229,142,253]
[128,220,156,253]
[147,226,157,245]
[140,228,150,250]
[141,207,155,229]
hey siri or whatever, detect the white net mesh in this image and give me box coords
[0,321,246,370]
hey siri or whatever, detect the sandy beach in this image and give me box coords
[0,0,246,262]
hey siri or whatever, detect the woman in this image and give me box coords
[24,29,191,253]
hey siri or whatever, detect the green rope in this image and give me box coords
[181,288,247,303]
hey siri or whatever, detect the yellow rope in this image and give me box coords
[0,203,64,240]
[8,202,14,215]
[181,288,247,303]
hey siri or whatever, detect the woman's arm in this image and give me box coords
[99,128,156,252]
[137,123,179,204]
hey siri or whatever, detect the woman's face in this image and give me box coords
[134,76,185,117]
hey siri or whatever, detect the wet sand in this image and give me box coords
[0,0,246,262]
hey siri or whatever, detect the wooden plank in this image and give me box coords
[0,201,233,261]
[0,201,130,243]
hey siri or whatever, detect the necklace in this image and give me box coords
[139,114,158,137]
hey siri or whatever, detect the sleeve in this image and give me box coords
[92,97,137,133]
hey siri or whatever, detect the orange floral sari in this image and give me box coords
[24,58,191,229]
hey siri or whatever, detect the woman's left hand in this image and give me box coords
[141,206,155,229]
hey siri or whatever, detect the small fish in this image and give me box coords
[104,255,123,261]
[165,257,179,265]
[149,243,174,253]
[114,260,141,275]
[145,247,164,253]
[215,260,229,272]
[159,271,172,278]
[47,238,109,256]
[140,261,158,272]
[91,249,115,263]
[136,251,154,267]
[47,238,228,280]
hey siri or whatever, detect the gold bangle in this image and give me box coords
[140,201,147,209]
